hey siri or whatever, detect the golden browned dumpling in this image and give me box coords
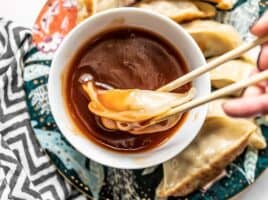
[136,0,216,23]
[201,0,235,10]
[156,117,256,197]
[182,20,242,58]
[82,81,195,122]
[208,99,267,150]
[96,0,117,11]
[249,127,267,150]
[76,0,96,23]
[96,0,137,12]
[209,58,254,91]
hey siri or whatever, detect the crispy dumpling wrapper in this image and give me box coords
[208,99,267,149]
[96,0,118,11]
[96,0,137,12]
[76,0,96,23]
[82,82,195,122]
[156,117,256,197]
[201,0,235,10]
[137,0,216,23]
[183,20,242,58]
[210,58,254,90]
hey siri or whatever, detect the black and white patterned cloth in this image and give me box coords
[0,19,88,200]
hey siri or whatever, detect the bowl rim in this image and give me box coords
[48,7,210,169]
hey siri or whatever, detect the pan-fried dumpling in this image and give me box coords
[156,117,256,197]
[96,0,137,12]
[96,0,118,11]
[77,0,96,23]
[136,0,216,23]
[209,58,254,91]
[208,99,267,149]
[182,20,242,58]
[201,0,235,10]
[249,127,267,150]
[82,81,195,122]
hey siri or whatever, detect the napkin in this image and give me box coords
[0,18,88,200]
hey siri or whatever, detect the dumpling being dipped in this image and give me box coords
[100,113,182,134]
[82,81,195,122]
[136,0,216,23]
[182,20,242,58]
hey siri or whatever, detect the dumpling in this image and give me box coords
[96,0,118,12]
[100,113,182,134]
[127,114,181,134]
[96,0,137,12]
[249,126,267,150]
[209,58,254,92]
[201,0,235,10]
[136,0,216,23]
[182,20,242,58]
[76,0,96,23]
[82,81,195,122]
[208,99,267,149]
[156,117,256,197]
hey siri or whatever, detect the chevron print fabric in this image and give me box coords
[0,19,87,200]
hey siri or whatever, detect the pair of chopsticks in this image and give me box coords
[151,35,268,123]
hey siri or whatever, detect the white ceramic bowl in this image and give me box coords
[48,8,210,169]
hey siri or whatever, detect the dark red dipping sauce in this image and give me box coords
[64,27,190,152]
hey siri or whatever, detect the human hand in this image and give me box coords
[223,11,268,117]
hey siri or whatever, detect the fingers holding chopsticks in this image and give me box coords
[251,11,268,71]
[223,11,268,117]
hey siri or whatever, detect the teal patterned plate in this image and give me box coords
[23,0,268,199]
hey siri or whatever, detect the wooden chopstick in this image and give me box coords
[153,69,268,122]
[157,35,268,92]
